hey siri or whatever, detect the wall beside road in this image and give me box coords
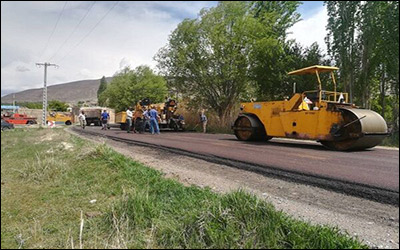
[18,108,43,124]
[16,107,115,125]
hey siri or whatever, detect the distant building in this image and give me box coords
[1,105,20,114]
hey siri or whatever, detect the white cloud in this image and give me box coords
[119,57,133,70]
[16,65,31,72]
[287,6,328,52]
[78,68,92,78]
[2,1,328,97]
[1,1,217,96]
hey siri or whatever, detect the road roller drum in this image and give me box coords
[320,108,388,150]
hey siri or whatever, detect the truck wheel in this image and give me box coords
[65,120,72,125]
[172,122,179,131]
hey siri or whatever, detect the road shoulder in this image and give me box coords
[68,128,399,249]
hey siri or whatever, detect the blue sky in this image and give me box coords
[1,1,327,97]
[298,1,324,19]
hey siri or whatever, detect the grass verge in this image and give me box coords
[381,132,399,148]
[1,128,368,249]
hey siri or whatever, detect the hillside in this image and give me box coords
[1,77,112,105]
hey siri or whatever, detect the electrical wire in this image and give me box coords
[57,1,119,63]
[48,1,97,62]
[39,1,68,61]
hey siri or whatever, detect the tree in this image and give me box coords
[97,76,107,105]
[98,65,167,112]
[325,1,399,138]
[48,100,69,112]
[325,1,361,103]
[282,42,332,95]
[156,1,301,124]
[15,102,42,109]
[249,1,301,99]
[250,1,301,40]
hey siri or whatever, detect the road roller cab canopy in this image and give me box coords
[288,65,339,75]
[288,65,348,104]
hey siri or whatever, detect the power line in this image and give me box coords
[48,1,97,62]
[57,1,119,63]
[39,1,68,60]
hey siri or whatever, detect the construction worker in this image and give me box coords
[298,95,312,110]
[149,105,160,135]
[101,110,109,130]
[78,111,86,129]
[126,107,133,133]
[141,106,150,133]
[338,93,345,103]
[200,109,207,133]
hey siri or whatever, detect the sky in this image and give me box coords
[1,1,327,97]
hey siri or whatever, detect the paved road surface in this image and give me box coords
[79,127,399,193]
[79,127,399,192]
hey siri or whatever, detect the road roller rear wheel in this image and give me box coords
[233,115,272,141]
[234,116,253,141]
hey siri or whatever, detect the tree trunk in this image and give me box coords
[380,64,386,118]
[393,72,399,133]
[218,103,234,128]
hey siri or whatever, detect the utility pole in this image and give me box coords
[36,62,58,126]
[12,93,16,113]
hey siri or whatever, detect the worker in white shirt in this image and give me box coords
[78,111,86,129]
[126,107,133,133]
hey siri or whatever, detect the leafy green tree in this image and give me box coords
[248,1,304,100]
[156,1,301,124]
[326,1,361,103]
[97,76,107,105]
[250,1,301,40]
[326,1,399,135]
[48,100,69,111]
[15,101,69,111]
[99,65,167,112]
[282,42,332,96]
[15,102,42,109]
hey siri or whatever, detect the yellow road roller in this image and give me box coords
[232,65,388,150]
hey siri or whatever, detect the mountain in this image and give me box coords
[1,77,112,105]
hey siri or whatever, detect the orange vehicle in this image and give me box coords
[47,111,74,125]
[2,113,37,125]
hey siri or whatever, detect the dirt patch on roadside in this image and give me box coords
[69,129,399,249]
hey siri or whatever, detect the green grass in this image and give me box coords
[1,128,368,249]
[380,132,399,148]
